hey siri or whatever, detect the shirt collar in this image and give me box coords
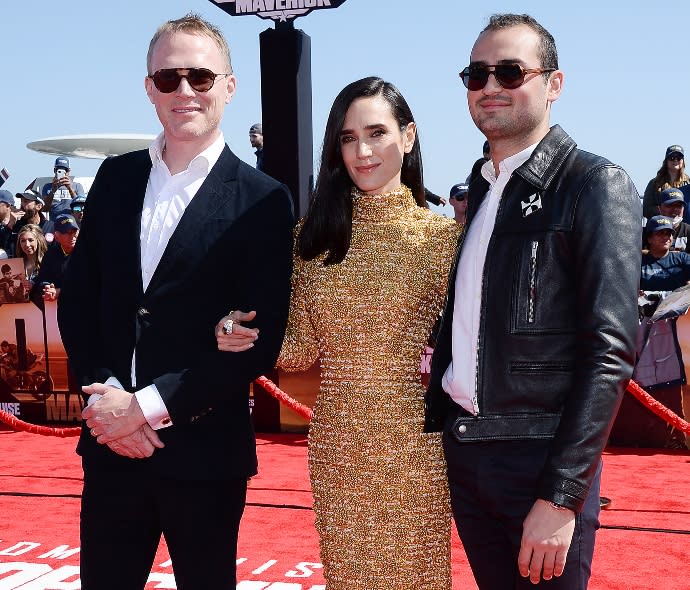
[148,132,226,174]
[481,142,539,186]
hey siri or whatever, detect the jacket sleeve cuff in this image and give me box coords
[538,479,588,513]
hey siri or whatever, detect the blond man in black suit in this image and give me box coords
[58,14,293,590]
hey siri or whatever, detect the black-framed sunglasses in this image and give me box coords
[667,154,684,162]
[148,68,230,94]
[460,63,556,91]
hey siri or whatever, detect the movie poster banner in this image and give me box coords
[0,300,79,424]
[0,300,286,429]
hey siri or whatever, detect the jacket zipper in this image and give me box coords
[473,176,518,414]
[528,240,539,323]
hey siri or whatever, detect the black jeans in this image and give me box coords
[443,421,601,589]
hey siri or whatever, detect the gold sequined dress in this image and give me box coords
[278,185,461,589]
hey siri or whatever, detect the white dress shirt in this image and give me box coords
[442,143,538,414]
[98,132,226,429]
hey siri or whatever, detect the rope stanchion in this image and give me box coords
[0,409,81,437]
[626,380,690,435]
[255,375,313,421]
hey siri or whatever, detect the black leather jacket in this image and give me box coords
[425,126,642,512]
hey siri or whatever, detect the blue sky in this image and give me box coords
[3,0,689,216]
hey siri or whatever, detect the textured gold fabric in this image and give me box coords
[278,185,461,589]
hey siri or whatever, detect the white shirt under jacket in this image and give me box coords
[441,142,537,414]
[97,132,226,430]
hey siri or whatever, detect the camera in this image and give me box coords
[55,169,66,179]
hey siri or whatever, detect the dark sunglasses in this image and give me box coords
[667,154,684,162]
[460,63,556,91]
[148,68,230,93]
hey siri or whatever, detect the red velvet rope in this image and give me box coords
[625,380,690,435]
[0,379,684,437]
[255,375,313,421]
[0,409,81,437]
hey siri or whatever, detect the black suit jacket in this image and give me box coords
[58,146,294,480]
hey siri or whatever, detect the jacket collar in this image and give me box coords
[514,125,577,191]
[465,125,577,224]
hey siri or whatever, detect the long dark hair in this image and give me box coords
[298,76,425,265]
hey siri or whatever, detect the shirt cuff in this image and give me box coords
[135,385,173,430]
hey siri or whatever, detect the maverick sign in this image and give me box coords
[211,0,348,22]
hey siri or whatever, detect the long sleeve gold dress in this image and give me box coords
[278,185,461,589]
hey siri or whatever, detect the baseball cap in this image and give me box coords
[659,187,685,206]
[0,190,14,206]
[53,214,79,233]
[70,195,86,209]
[645,215,675,234]
[665,145,684,159]
[449,183,469,200]
[16,189,45,206]
[249,123,262,135]
[54,156,70,170]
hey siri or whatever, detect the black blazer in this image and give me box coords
[58,146,294,480]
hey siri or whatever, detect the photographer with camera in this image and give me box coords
[41,156,85,217]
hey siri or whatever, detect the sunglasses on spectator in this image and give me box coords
[460,63,556,91]
[667,154,684,162]
[148,68,230,93]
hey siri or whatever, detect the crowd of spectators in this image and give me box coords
[621,144,690,449]
[0,156,82,307]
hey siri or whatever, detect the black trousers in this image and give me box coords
[443,422,601,590]
[80,466,247,590]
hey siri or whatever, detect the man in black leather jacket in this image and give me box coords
[425,14,641,589]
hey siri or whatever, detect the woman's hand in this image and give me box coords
[215,310,259,352]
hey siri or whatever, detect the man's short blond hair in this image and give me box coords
[147,13,232,75]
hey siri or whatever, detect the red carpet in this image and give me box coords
[0,425,688,589]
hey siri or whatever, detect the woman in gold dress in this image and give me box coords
[217,77,462,589]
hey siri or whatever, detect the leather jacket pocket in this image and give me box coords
[510,236,576,335]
